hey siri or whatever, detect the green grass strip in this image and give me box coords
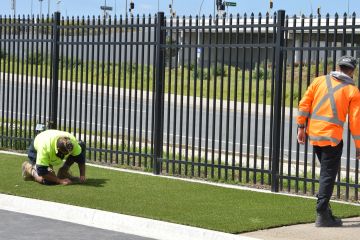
[1,152,359,234]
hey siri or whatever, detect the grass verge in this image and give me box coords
[1,152,360,234]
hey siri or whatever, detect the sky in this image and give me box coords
[1,0,359,17]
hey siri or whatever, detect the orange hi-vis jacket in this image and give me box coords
[297,73,360,149]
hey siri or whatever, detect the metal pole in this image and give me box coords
[104,0,107,19]
[153,12,166,175]
[56,0,61,12]
[170,0,174,16]
[39,0,43,16]
[213,0,215,17]
[11,0,16,16]
[49,11,61,129]
[271,10,285,192]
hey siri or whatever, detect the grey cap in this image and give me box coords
[337,56,357,69]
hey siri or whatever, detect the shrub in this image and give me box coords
[59,57,83,68]
[0,49,6,59]
[26,52,44,65]
[211,65,227,77]
[253,68,264,80]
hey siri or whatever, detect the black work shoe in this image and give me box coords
[315,209,343,227]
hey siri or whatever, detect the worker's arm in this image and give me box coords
[78,162,86,183]
[36,165,72,185]
[296,79,317,144]
[349,89,360,159]
[297,79,317,127]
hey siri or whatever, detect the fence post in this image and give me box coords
[153,12,166,175]
[271,10,285,192]
[49,12,60,129]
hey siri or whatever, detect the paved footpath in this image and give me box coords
[241,216,360,240]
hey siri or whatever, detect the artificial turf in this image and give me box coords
[1,152,359,234]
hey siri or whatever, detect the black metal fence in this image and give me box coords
[0,10,359,201]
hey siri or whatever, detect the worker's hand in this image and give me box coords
[58,178,72,185]
[297,128,306,144]
[79,176,86,183]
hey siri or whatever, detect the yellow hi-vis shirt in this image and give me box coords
[34,130,82,167]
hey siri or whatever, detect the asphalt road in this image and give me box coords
[0,209,156,240]
[0,75,357,169]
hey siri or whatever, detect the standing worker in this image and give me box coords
[297,56,360,227]
[22,129,86,185]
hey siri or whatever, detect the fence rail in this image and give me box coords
[0,10,359,202]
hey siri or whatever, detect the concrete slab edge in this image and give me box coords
[0,193,259,240]
[2,150,359,207]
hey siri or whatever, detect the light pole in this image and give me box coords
[56,0,61,12]
[197,0,205,65]
[309,0,313,15]
[48,0,50,16]
[39,0,43,16]
[169,0,174,16]
[11,0,16,16]
[198,0,205,17]
[269,0,273,15]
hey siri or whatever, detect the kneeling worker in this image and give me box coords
[22,129,86,185]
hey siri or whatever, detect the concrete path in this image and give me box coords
[241,217,360,240]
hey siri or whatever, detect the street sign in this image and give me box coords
[225,2,237,7]
[100,6,113,11]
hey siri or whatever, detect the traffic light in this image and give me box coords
[270,0,273,9]
[216,0,223,11]
[129,1,134,13]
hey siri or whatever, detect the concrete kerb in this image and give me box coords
[0,194,259,240]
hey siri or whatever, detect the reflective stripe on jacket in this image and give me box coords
[297,74,360,148]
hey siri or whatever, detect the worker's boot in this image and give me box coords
[315,208,342,227]
[22,161,34,181]
[57,166,74,179]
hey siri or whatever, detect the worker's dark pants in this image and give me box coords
[313,141,343,212]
